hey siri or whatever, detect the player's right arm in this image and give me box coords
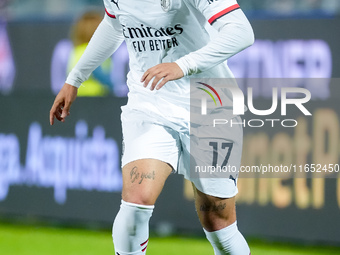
[49,9,124,125]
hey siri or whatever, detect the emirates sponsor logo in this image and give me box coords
[122,23,183,39]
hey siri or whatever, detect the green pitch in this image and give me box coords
[0,223,339,255]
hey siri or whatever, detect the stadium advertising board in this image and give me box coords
[1,92,340,243]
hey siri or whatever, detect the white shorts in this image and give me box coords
[121,106,243,198]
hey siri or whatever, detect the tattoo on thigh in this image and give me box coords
[130,167,140,183]
[130,167,156,184]
[140,171,156,184]
[200,202,227,212]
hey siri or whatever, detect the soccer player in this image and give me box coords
[49,0,254,254]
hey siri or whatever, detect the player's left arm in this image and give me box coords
[141,0,254,91]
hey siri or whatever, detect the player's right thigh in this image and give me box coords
[120,107,180,205]
[122,159,172,205]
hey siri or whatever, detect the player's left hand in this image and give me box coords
[141,62,184,91]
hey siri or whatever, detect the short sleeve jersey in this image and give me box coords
[104,0,241,118]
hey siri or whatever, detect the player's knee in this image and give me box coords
[204,221,250,255]
[122,190,156,206]
[202,213,236,232]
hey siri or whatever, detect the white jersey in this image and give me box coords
[66,0,253,120]
[103,0,245,119]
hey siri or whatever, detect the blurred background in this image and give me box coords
[0,0,340,253]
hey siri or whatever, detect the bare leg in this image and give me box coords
[113,159,172,255]
[193,185,250,255]
[122,158,173,205]
[193,185,236,231]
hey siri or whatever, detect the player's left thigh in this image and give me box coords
[193,184,236,232]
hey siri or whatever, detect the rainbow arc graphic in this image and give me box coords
[196,82,223,106]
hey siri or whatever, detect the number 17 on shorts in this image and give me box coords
[189,115,243,180]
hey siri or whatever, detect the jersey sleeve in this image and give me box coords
[104,0,117,19]
[175,3,254,76]
[190,0,240,27]
[65,15,124,88]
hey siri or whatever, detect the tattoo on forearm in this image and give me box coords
[200,202,227,212]
[130,167,155,184]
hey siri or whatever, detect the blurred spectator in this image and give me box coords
[51,10,129,97]
[68,11,113,96]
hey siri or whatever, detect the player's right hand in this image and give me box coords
[49,83,78,125]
